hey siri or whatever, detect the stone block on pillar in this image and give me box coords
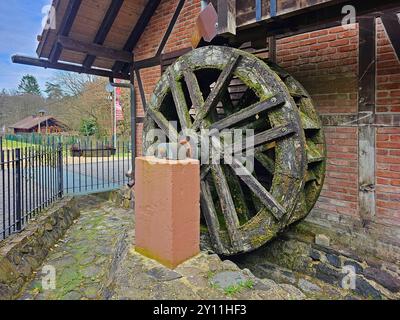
[135,156,200,269]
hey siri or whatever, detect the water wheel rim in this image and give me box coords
[143,46,307,255]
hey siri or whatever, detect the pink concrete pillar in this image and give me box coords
[135,156,200,268]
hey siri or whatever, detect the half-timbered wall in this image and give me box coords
[133,0,400,256]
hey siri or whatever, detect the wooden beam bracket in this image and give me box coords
[12,55,130,80]
[58,36,133,63]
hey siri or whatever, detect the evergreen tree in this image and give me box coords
[18,75,41,96]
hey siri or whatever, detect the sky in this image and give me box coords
[0,0,54,92]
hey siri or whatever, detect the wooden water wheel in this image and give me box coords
[143,46,326,255]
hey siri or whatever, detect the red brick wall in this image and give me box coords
[135,0,200,60]
[276,26,361,223]
[376,19,400,114]
[375,18,400,226]
[318,127,359,217]
[276,26,359,115]
[164,0,200,53]
[376,128,400,225]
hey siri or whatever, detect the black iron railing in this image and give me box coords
[0,135,133,241]
[0,142,63,240]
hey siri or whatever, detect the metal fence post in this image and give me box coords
[15,148,22,232]
[58,143,64,198]
[0,136,4,171]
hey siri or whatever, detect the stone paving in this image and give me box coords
[18,195,133,300]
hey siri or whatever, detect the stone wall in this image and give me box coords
[232,221,400,300]
[0,197,79,300]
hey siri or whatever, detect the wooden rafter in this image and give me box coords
[11,55,130,80]
[57,36,132,63]
[113,0,162,73]
[49,0,82,63]
[82,0,125,68]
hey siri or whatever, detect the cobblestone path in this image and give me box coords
[18,195,133,300]
[16,193,354,300]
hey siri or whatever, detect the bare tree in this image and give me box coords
[50,72,97,96]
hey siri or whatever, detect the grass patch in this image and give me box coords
[224,280,254,296]
[211,279,255,296]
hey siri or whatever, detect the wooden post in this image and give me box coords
[217,0,236,36]
[269,36,277,62]
[358,16,376,224]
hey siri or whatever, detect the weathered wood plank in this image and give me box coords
[358,16,376,222]
[200,180,225,253]
[181,60,205,109]
[229,158,286,220]
[223,164,250,221]
[193,53,241,130]
[255,151,275,174]
[211,164,241,247]
[209,95,285,130]
[229,123,295,153]
[146,107,179,142]
[167,70,192,130]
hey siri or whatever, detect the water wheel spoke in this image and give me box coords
[200,165,211,180]
[221,90,236,115]
[211,165,242,247]
[147,107,179,142]
[255,152,275,175]
[209,95,285,131]
[167,71,192,130]
[223,165,250,221]
[229,124,295,154]
[237,87,256,110]
[193,54,241,129]
[200,180,225,253]
[230,158,286,220]
[181,60,204,110]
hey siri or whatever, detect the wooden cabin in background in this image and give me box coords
[9,115,69,134]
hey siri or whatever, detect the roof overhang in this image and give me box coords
[12,0,161,80]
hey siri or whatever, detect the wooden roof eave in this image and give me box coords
[13,0,162,80]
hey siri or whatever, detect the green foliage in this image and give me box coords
[222,280,255,296]
[18,74,41,96]
[79,118,98,137]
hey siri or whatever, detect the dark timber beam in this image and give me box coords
[156,0,186,57]
[49,0,82,63]
[57,36,133,63]
[217,0,236,36]
[12,55,130,80]
[83,0,125,68]
[381,10,400,61]
[358,16,376,225]
[113,0,162,73]
[234,0,399,45]
[120,0,186,75]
